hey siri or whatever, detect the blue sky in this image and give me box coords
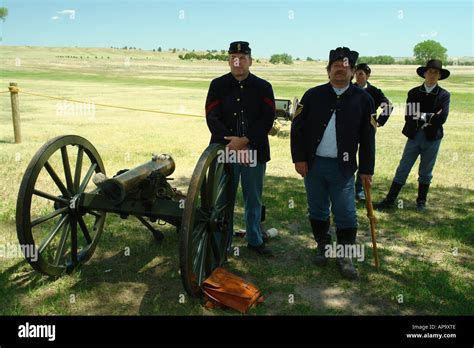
[1,0,473,59]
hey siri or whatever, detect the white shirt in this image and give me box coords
[316,84,350,158]
[424,83,437,94]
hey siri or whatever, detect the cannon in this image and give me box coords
[268,97,299,136]
[16,135,234,297]
[275,97,299,121]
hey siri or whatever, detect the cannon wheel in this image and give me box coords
[180,144,234,297]
[16,135,106,276]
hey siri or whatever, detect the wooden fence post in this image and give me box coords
[9,82,21,144]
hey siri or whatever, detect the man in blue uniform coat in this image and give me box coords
[205,41,276,256]
[353,63,393,201]
[375,59,451,211]
[291,47,376,279]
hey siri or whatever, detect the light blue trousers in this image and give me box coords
[393,130,442,185]
[230,162,266,247]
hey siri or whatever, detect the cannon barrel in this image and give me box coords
[100,154,175,203]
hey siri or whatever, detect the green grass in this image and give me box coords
[0,69,214,90]
[0,46,473,315]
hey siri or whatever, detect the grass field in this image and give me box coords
[0,46,473,315]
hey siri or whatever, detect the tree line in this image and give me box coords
[271,40,472,66]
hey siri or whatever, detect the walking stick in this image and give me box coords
[362,180,380,270]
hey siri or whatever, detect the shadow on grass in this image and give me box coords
[67,217,206,315]
[0,174,472,315]
[256,175,474,315]
[373,246,474,315]
[0,259,61,314]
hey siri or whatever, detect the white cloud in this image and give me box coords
[51,16,60,20]
[57,10,75,15]
[56,9,76,20]
[420,31,438,38]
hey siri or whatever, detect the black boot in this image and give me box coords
[247,242,273,257]
[416,183,430,211]
[336,228,357,246]
[310,219,331,266]
[374,181,403,210]
[335,228,359,280]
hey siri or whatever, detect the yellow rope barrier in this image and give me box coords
[8,86,20,93]
[2,88,205,119]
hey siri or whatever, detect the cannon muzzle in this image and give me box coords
[99,154,175,203]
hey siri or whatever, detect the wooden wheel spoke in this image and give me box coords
[214,173,229,206]
[215,160,224,176]
[214,162,225,196]
[194,207,209,223]
[38,215,69,254]
[33,189,68,205]
[44,161,70,197]
[209,231,221,265]
[208,161,225,206]
[61,146,74,193]
[191,222,207,247]
[200,174,209,212]
[70,217,78,265]
[74,147,84,193]
[214,201,230,215]
[31,207,69,227]
[54,222,70,266]
[78,216,92,244]
[192,230,207,280]
[78,163,97,194]
[206,160,217,207]
[197,234,208,285]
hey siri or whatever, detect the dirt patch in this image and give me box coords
[295,282,395,315]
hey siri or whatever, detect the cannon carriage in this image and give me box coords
[16,135,234,297]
